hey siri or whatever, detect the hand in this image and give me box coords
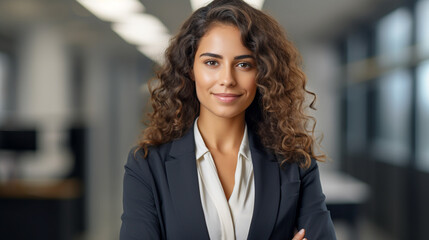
[292,229,306,240]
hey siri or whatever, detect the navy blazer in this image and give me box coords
[120,127,336,240]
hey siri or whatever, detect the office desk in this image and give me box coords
[0,179,82,240]
[320,170,369,240]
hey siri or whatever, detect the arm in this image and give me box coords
[296,160,336,239]
[120,148,162,240]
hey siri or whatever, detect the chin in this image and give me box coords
[210,109,246,119]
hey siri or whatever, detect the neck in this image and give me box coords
[197,113,245,153]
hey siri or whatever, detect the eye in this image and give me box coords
[204,60,218,66]
[236,62,253,69]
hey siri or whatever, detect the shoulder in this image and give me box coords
[124,143,173,181]
[126,142,173,163]
[295,158,323,189]
[277,157,319,181]
[125,127,195,175]
[127,143,173,164]
[298,158,319,178]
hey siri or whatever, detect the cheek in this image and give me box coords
[248,84,257,101]
[246,80,258,104]
[243,76,257,96]
[194,74,212,102]
[194,75,209,93]
[194,81,204,98]
[194,69,217,89]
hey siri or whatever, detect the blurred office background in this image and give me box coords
[0,0,427,239]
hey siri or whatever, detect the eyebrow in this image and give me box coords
[199,52,254,60]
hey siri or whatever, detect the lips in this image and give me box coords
[212,93,242,103]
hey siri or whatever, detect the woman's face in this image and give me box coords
[192,23,257,120]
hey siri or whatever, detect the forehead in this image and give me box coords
[196,23,251,55]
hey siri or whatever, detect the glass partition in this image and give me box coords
[416,60,429,171]
[371,69,412,165]
[376,8,412,67]
[417,0,429,58]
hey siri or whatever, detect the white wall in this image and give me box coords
[16,21,74,179]
[81,41,154,239]
[299,41,342,170]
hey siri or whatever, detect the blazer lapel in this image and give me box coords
[165,128,210,239]
[247,129,281,240]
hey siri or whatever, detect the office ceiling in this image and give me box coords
[140,0,400,42]
[0,0,403,50]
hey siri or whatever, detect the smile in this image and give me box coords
[212,93,242,103]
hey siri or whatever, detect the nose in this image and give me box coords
[220,65,236,87]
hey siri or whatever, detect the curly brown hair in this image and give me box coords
[138,0,325,168]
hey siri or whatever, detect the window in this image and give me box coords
[416,60,429,171]
[376,8,412,67]
[416,0,429,57]
[371,69,412,165]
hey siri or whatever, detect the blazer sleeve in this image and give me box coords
[296,160,337,239]
[120,148,162,240]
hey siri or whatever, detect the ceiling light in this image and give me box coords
[77,0,172,64]
[138,43,168,64]
[243,0,265,9]
[190,0,265,11]
[112,14,170,46]
[77,0,145,22]
[190,0,212,10]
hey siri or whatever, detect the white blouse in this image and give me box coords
[194,120,255,240]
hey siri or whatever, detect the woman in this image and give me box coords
[120,0,336,239]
